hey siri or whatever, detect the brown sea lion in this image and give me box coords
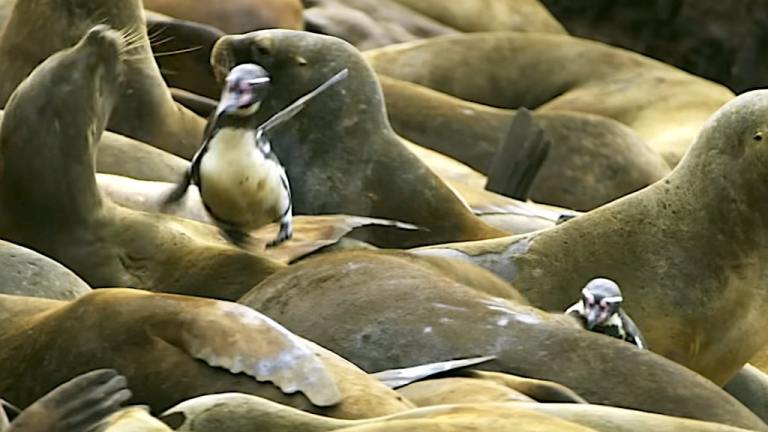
[397,378,537,406]
[400,141,573,233]
[0,25,286,301]
[365,32,734,165]
[304,0,457,50]
[381,76,671,211]
[239,250,768,429]
[209,30,506,248]
[5,369,131,432]
[0,0,205,158]
[390,0,566,34]
[145,11,223,100]
[724,364,768,424]
[99,407,173,432]
[0,240,90,300]
[414,89,768,385]
[144,0,304,34]
[165,393,759,432]
[164,393,597,432]
[0,289,411,419]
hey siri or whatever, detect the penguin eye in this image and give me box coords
[753,132,763,142]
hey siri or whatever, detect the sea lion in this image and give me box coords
[239,250,768,429]
[365,32,734,165]
[413,89,768,385]
[99,407,173,432]
[379,76,671,210]
[0,25,287,301]
[0,0,206,158]
[400,140,573,234]
[6,369,131,432]
[164,393,597,432]
[390,0,566,34]
[0,240,90,300]
[396,378,537,406]
[304,0,457,50]
[145,11,223,100]
[210,30,506,248]
[164,393,759,432]
[0,289,411,419]
[144,0,305,34]
[724,364,768,424]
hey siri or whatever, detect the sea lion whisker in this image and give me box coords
[149,35,176,48]
[153,45,204,57]
[146,24,168,43]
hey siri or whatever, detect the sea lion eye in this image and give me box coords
[753,132,763,142]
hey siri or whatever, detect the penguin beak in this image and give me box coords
[584,306,602,330]
[217,77,271,115]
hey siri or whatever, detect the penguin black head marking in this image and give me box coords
[578,278,623,330]
[216,63,271,117]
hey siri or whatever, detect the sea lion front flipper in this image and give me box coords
[150,301,342,407]
[7,369,131,432]
[372,356,497,389]
[485,107,551,200]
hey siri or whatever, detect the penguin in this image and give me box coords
[565,277,647,349]
[163,64,349,248]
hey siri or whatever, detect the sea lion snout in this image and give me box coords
[83,24,123,57]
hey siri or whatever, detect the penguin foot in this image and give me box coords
[267,222,293,248]
[7,369,131,432]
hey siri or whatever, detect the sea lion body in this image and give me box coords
[210,30,505,248]
[144,0,304,33]
[0,25,286,300]
[0,290,411,418]
[365,32,734,165]
[415,90,768,385]
[380,76,671,210]
[239,251,767,430]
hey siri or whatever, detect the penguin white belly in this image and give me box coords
[199,129,289,229]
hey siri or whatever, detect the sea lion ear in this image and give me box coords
[149,300,342,407]
[753,131,764,142]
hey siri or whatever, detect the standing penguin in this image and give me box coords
[164,64,349,247]
[565,277,647,349]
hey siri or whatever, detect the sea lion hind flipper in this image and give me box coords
[150,301,342,407]
[7,369,131,432]
[485,107,551,200]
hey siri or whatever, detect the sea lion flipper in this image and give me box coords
[7,369,131,432]
[163,301,342,407]
[485,107,551,200]
[372,356,497,389]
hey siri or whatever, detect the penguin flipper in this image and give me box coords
[7,369,131,432]
[619,309,648,349]
[485,107,551,200]
[161,170,192,206]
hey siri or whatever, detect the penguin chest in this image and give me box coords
[199,129,289,229]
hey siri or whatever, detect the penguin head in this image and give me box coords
[217,63,271,117]
[580,278,623,330]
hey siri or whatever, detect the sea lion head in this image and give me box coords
[678,90,768,195]
[4,24,123,150]
[211,30,389,131]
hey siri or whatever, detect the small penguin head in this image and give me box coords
[580,278,623,330]
[217,63,271,117]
